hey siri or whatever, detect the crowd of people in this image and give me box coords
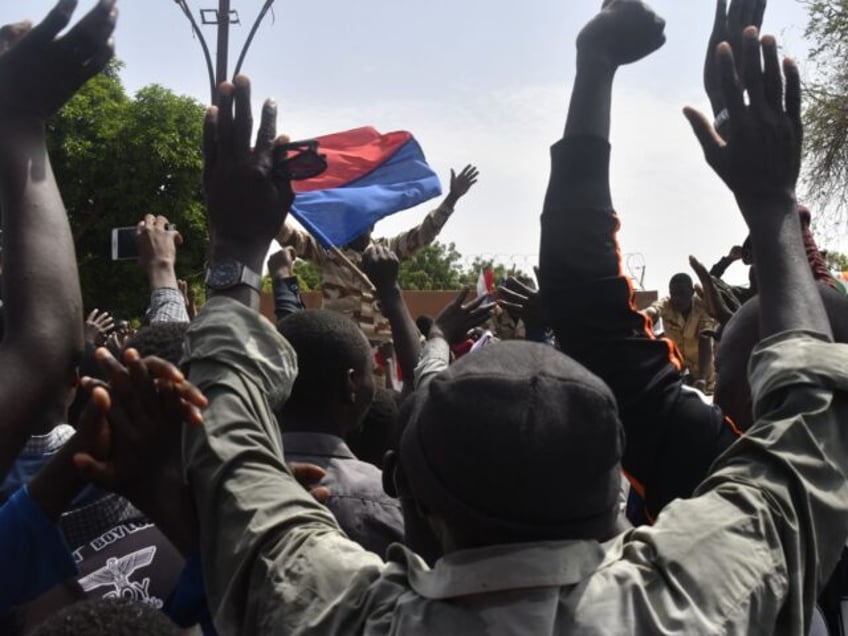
[2,0,848,633]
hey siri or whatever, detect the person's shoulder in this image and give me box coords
[325,457,401,507]
[330,456,386,489]
[652,296,673,317]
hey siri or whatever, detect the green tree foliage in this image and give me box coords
[288,241,530,292]
[823,249,848,273]
[293,259,323,291]
[397,242,464,290]
[47,62,207,318]
[801,0,848,231]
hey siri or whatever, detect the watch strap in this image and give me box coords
[205,259,263,292]
[238,264,262,291]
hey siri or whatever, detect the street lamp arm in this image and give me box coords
[174,0,218,103]
[233,0,277,78]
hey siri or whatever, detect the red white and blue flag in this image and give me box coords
[290,127,442,248]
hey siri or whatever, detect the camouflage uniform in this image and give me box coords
[277,203,454,343]
[649,294,717,391]
[492,305,526,341]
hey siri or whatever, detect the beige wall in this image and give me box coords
[261,289,658,323]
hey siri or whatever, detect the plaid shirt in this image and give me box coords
[21,424,74,456]
[277,203,454,342]
[144,287,189,325]
[0,425,76,501]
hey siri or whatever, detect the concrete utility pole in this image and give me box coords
[172,0,276,104]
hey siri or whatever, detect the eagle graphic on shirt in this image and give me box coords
[78,546,163,608]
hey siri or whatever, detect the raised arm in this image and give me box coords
[641,30,848,634]
[185,75,381,634]
[275,219,327,264]
[268,247,306,321]
[0,0,116,479]
[686,33,828,337]
[387,165,478,259]
[137,213,190,324]
[362,244,420,392]
[538,0,742,519]
[413,290,494,390]
[709,244,744,277]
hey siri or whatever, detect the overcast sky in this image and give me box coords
[0,0,815,290]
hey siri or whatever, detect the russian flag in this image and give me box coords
[290,127,442,248]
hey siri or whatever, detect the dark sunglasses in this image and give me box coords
[277,139,328,181]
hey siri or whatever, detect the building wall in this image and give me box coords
[261,290,658,324]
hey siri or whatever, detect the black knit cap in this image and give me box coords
[400,341,624,543]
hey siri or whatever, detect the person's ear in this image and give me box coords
[382,449,398,497]
[345,368,357,405]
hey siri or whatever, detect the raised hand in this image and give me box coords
[84,308,114,346]
[497,276,548,332]
[685,30,801,226]
[690,255,740,327]
[727,244,745,261]
[576,0,666,68]
[0,0,117,120]
[704,0,766,118]
[74,348,206,495]
[137,214,182,267]
[72,348,206,554]
[433,289,495,345]
[362,244,400,295]
[448,165,479,201]
[204,75,293,271]
[0,22,32,55]
[267,246,297,279]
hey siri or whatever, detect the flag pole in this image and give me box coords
[328,245,377,293]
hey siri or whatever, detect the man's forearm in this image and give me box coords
[132,478,198,558]
[0,125,83,356]
[709,255,735,279]
[564,54,616,141]
[275,221,325,264]
[0,123,83,477]
[183,297,379,633]
[695,332,848,633]
[27,438,87,523]
[376,286,420,390]
[145,260,179,291]
[390,203,453,260]
[747,197,832,340]
[442,192,460,210]
[414,331,450,391]
[272,275,305,321]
